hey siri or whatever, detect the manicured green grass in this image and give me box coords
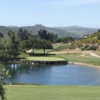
[18,52,30,58]
[5,85,100,100]
[54,53,100,66]
[17,50,100,66]
[26,56,64,61]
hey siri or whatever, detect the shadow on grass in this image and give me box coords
[29,53,56,56]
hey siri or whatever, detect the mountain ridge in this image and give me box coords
[56,25,99,37]
[0,24,99,38]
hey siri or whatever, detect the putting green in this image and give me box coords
[26,57,64,61]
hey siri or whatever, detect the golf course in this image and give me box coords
[3,50,100,100]
[0,24,100,100]
[5,85,100,100]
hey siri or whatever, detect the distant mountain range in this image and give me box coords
[56,26,99,37]
[0,24,99,38]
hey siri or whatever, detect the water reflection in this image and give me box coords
[5,64,100,85]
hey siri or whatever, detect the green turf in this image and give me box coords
[18,50,100,66]
[18,52,30,58]
[5,85,100,100]
[26,56,65,61]
[54,53,100,66]
[19,52,100,66]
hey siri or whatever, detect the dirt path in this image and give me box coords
[87,52,100,57]
[49,50,100,58]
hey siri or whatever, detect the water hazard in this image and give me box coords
[5,63,100,85]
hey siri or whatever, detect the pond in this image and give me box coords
[5,63,100,85]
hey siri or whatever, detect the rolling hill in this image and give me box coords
[0,24,99,38]
[9,24,76,37]
[57,25,99,37]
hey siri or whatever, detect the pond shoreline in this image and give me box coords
[20,59,68,65]
[69,62,100,68]
[6,62,100,85]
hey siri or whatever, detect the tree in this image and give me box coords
[40,39,53,54]
[0,41,4,50]
[25,37,41,54]
[98,30,100,32]
[19,40,31,52]
[38,29,57,42]
[29,38,40,53]
[38,29,47,40]
[0,32,3,41]
[0,51,12,62]
[55,37,74,43]
[0,64,10,100]
[47,32,57,42]
[28,38,53,54]
[0,33,4,50]
[8,30,18,59]
[17,29,31,41]
[0,82,5,100]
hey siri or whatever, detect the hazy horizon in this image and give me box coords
[0,0,100,28]
[0,24,99,29]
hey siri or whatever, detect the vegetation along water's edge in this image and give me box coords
[69,62,100,68]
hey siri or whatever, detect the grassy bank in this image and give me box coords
[18,51,100,66]
[54,53,100,66]
[5,85,100,100]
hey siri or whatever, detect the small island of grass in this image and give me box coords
[23,56,67,64]
[26,56,65,61]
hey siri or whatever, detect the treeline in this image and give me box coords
[0,27,76,62]
[0,29,58,62]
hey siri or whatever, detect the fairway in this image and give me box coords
[26,56,64,61]
[54,53,100,66]
[5,85,100,100]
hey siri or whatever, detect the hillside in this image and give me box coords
[57,26,99,37]
[0,25,99,38]
[74,30,100,50]
[0,26,11,36]
[9,24,76,37]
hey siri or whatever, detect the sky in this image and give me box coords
[0,0,100,28]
